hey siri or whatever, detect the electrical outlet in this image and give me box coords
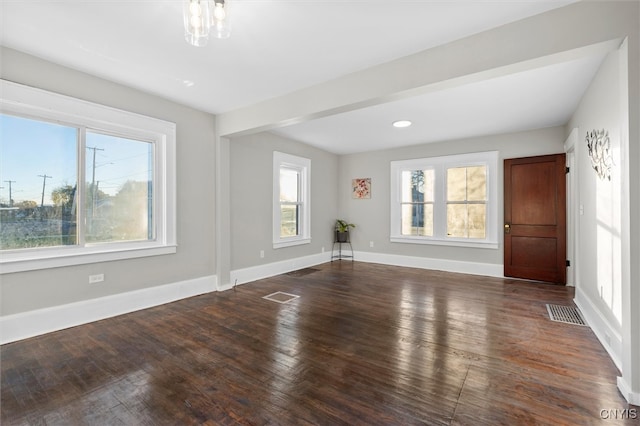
[89,274,104,284]
[260,250,265,258]
[321,246,325,253]
[369,241,374,248]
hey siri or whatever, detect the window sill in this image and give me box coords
[0,244,177,274]
[390,236,498,250]
[273,237,311,249]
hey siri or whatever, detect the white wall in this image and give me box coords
[338,127,564,272]
[566,33,639,404]
[0,47,217,317]
[567,44,631,375]
[569,48,623,326]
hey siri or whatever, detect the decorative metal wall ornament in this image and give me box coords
[586,129,613,181]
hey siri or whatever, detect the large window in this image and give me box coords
[273,151,310,248]
[390,151,498,248]
[0,80,176,273]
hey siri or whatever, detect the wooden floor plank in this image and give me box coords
[1,261,637,425]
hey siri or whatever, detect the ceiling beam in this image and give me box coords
[217,1,632,138]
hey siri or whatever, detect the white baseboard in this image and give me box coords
[0,251,496,344]
[0,275,217,344]
[229,250,501,288]
[0,253,500,345]
[353,251,504,278]
[617,376,640,406]
[574,289,623,370]
[230,252,332,286]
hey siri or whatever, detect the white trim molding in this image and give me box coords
[390,151,499,249]
[573,289,623,370]
[230,252,331,288]
[0,254,500,344]
[617,376,640,406]
[0,275,216,344]
[0,80,177,273]
[354,251,503,278]
[229,251,503,289]
[272,151,311,249]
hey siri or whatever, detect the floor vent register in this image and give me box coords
[546,304,587,326]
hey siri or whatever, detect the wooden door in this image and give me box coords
[504,154,566,284]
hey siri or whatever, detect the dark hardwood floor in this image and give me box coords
[1,262,637,425]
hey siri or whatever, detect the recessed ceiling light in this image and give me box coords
[392,120,412,128]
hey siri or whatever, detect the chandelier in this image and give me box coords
[183,0,231,47]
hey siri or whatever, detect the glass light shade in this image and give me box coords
[211,0,231,39]
[213,2,226,20]
[184,0,212,46]
[214,20,231,39]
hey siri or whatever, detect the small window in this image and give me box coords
[0,80,176,273]
[279,167,301,238]
[273,151,310,248]
[390,151,498,249]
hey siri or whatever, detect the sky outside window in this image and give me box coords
[0,114,151,206]
[0,114,77,206]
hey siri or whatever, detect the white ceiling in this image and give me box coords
[1,0,605,154]
[272,53,606,154]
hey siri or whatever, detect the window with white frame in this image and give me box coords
[390,151,498,248]
[273,151,310,248]
[0,80,176,273]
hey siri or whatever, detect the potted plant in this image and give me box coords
[335,219,355,243]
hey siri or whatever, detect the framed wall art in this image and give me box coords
[352,178,371,199]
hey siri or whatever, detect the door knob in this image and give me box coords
[504,223,511,234]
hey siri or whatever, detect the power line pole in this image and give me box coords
[38,174,52,207]
[86,146,104,232]
[87,146,105,193]
[4,180,16,207]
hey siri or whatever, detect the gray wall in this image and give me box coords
[3,0,638,401]
[0,47,216,316]
[230,132,338,270]
[338,127,565,265]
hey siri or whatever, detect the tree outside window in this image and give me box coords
[390,151,498,249]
